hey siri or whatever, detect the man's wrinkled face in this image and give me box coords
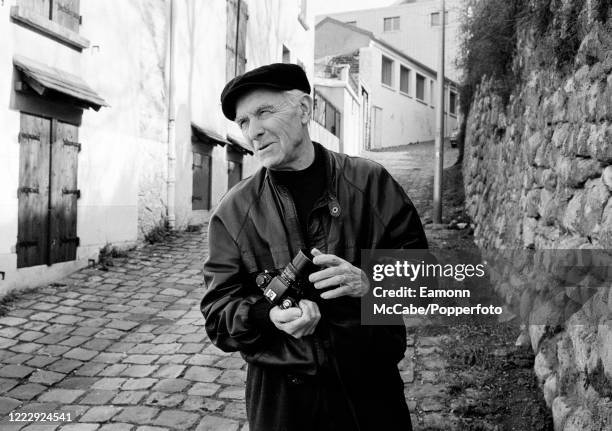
[234,89,307,170]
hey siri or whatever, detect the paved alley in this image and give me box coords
[0,142,548,431]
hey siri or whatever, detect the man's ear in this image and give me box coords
[298,95,313,125]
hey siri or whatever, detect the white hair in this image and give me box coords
[283,89,312,120]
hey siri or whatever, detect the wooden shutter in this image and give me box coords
[49,120,79,264]
[227,148,243,189]
[17,113,51,268]
[236,1,248,75]
[192,147,212,211]
[226,0,238,80]
[226,0,248,79]
[19,0,51,18]
[51,0,80,32]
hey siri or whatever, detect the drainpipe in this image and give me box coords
[166,0,176,230]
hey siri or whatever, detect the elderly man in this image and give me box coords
[201,63,427,431]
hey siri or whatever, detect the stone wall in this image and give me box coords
[463,2,612,429]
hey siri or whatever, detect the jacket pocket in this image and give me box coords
[241,333,318,375]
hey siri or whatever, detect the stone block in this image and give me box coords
[38,389,85,403]
[80,406,123,422]
[562,190,586,234]
[113,406,159,423]
[29,370,66,386]
[534,351,555,383]
[98,424,133,431]
[151,379,190,393]
[188,382,220,397]
[122,378,158,391]
[523,217,537,248]
[597,320,612,377]
[558,157,603,188]
[112,391,147,405]
[152,409,198,428]
[567,317,596,371]
[6,383,46,400]
[64,348,99,361]
[603,166,612,191]
[552,396,574,431]
[80,390,118,405]
[184,366,222,383]
[526,189,541,217]
[221,401,245,420]
[195,415,240,431]
[145,392,185,408]
[543,375,558,407]
[587,123,612,162]
[0,365,34,379]
[121,365,158,378]
[563,406,595,431]
[217,370,246,386]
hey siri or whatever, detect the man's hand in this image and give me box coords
[269,299,321,338]
[309,248,370,299]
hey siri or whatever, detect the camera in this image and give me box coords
[255,249,318,309]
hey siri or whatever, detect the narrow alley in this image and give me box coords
[0,142,550,431]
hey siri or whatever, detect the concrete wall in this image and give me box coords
[309,121,340,153]
[315,20,371,58]
[315,80,362,155]
[318,0,463,81]
[463,2,612,428]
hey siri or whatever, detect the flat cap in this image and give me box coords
[220,63,311,120]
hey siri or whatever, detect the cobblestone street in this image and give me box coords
[0,142,547,431]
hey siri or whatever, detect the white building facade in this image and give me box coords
[0,0,329,293]
[317,0,463,82]
[316,17,458,150]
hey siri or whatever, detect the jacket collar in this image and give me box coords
[262,141,342,218]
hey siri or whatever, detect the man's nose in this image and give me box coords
[247,118,264,140]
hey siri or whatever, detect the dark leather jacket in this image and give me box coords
[201,142,427,430]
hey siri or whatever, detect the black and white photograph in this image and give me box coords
[0,0,611,430]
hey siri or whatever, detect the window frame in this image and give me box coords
[383,16,400,32]
[11,0,88,50]
[449,91,457,115]
[430,11,449,26]
[415,73,426,102]
[399,65,411,96]
[381,55,394,88]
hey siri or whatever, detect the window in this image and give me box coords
[381,56,394,87]
[282,45,291,64]
[11,0,89,50]
[18,0,82,32]
[226,0,248,79]
[313,91,341,137]
[449,91,457,115]
[416,74,426,101]
[383,16,400,32]
[400,66,410,95]
[430,11,448,26]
